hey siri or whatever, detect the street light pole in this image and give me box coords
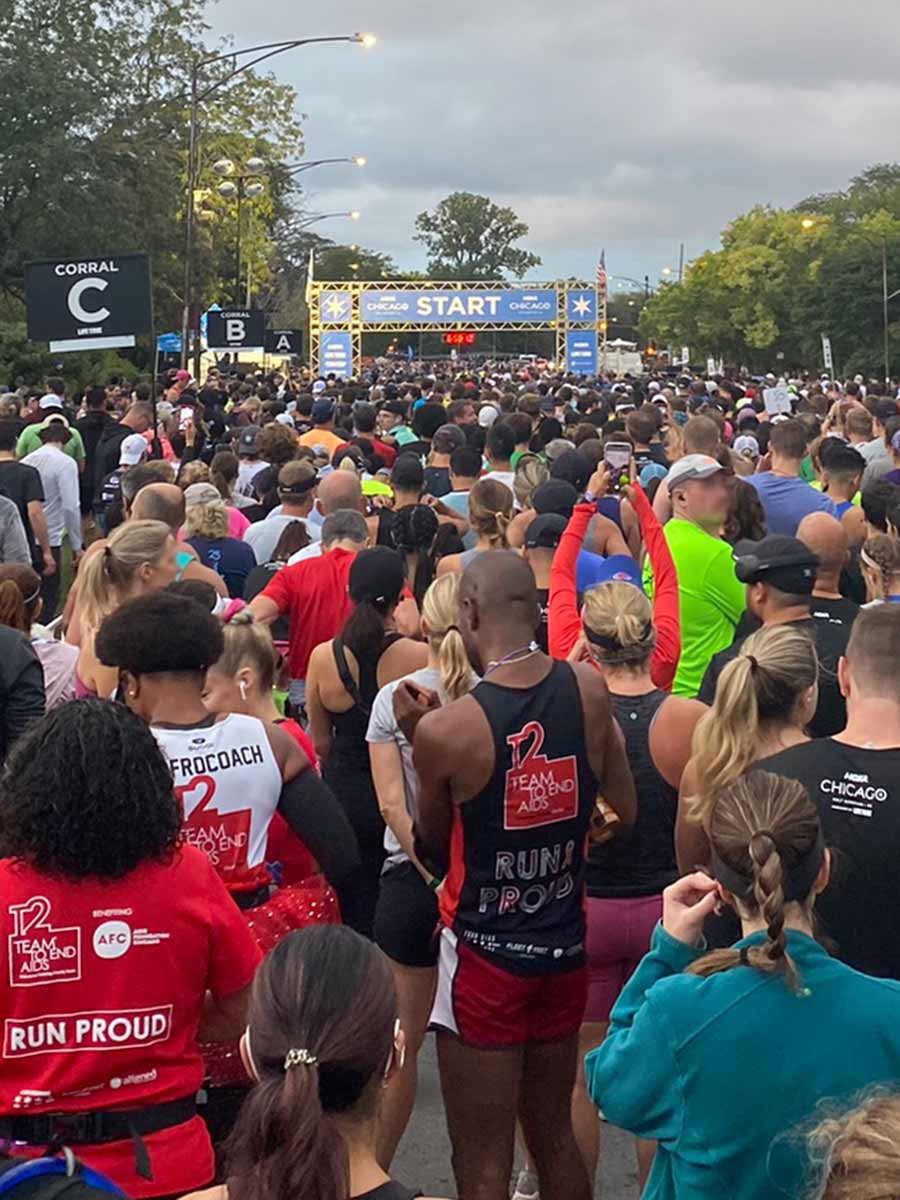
[884,235,891,387]
[179,33,375,369]
[296,211,361,230]
[284,157,366,176]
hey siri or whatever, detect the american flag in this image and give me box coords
[596,250,607,301]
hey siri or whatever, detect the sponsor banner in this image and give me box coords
[565,330,598,375]
[318,291,352,324]
[357,288,558,325]
[565,290,596,321]
[319,331,353,379]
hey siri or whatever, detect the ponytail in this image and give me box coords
[688,654,760,828]
[687,771,818,992]
[422,573,471,702]
[340,597,395,662]
[0,579,27,633]
[227,927,396,1200]
[80,520,173,633]
[687,624,818,830]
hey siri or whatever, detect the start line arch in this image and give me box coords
[309,279,601,378]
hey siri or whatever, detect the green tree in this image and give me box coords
[0,0,304,335]
[413,192,541,280]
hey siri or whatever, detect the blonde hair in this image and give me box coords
[421,573,470,702]
[861,533,900,599]
[213,610,278,692]
[79,520,173,632]
[184,499,230,540]
[178,460,210,490]
[688,624,818,828]
[468,478,514,547]
[808,1093,900,1199]
[513,455,549,510]
[580,581,655,668]
[687,771,819,992]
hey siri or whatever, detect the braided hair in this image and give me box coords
[687,771,822,992]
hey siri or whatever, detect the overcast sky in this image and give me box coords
[209,0,900,289]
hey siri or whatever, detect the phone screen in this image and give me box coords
[604,442,631,493]
[179,406,193,431]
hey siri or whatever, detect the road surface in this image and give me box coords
[393,1037,642,1198]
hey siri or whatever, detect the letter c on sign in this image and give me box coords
[68,278,110,324]
[226,319,245,343]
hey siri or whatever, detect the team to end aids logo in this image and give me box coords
[8,897,81,988]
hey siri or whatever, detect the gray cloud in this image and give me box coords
[209,0,900,284]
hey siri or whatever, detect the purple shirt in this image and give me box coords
[747,472,837,536]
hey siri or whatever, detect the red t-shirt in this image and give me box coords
[336,435,397,467]
[0,848,260,1197]
[261,546,356,680]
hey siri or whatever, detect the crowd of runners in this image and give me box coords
[0,360,900,1200]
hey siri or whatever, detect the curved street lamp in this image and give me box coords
[180,32,376,366]
[283,156,367,176]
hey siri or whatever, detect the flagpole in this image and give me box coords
[597,250,608,376]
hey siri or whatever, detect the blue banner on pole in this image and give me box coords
[156,332,182,352]
[319,291,353,324]
[356,287,557,325]
[566,330,598,375]
[565,290,596,321]
[319,331,353,379]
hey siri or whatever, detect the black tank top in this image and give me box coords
[445,660,599,975]
[324,634,402,842]
[586,690,679,898]
[356,1183,422,1200]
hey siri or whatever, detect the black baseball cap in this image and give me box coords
[349,546,407,605]
[238,425,260,456]
[525,513,567,550]
[532,479,579,518]
[733,535,818,594]
[549,449,592,492]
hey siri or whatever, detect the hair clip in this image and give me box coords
[284,1047,318,1070]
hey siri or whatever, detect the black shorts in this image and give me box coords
[374,860,440,968]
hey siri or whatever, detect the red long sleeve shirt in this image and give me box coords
[548,483,681,691]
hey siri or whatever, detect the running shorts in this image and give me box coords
[430,928,587,1048]
[584,893,662,1022]
[374,861,440,968]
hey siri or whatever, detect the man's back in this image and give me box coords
[748,472,837,536]
[699,615,849,735]
[759,737,900,978]
[261,547,356,680]
[648,518,745,696]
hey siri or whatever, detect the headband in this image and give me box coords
[584,619,653,652]
[711,828,825,904]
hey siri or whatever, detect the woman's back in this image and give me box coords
[0,845,259,1196]
[587,690,680,896]
[593,931,900,1200]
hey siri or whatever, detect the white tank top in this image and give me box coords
[153,713,283,889]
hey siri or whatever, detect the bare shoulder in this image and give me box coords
[182,1187,226,1200]
[417,692,482,747]
[437,553,461,576]
[569,659,611,706]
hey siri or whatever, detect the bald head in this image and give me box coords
[797,511,848,591]
[317,469,364,516]
[131,483,186,531]
[461,550,540,639]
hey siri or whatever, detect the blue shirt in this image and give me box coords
[186,536,256,599]
[747,472,837,535]
[586,923,900,1200]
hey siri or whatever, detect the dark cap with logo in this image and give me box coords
[238,425,261,456]
[733,535,819,594]
[525,513,567,550]
[532,479,579,519]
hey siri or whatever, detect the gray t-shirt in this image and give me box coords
[366,665,478,871]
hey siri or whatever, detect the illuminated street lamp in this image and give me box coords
[180,31,377,366]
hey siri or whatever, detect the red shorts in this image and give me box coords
[430,928,587,1048]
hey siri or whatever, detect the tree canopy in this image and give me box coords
[638,164,900,375]
[413,192,541,280]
